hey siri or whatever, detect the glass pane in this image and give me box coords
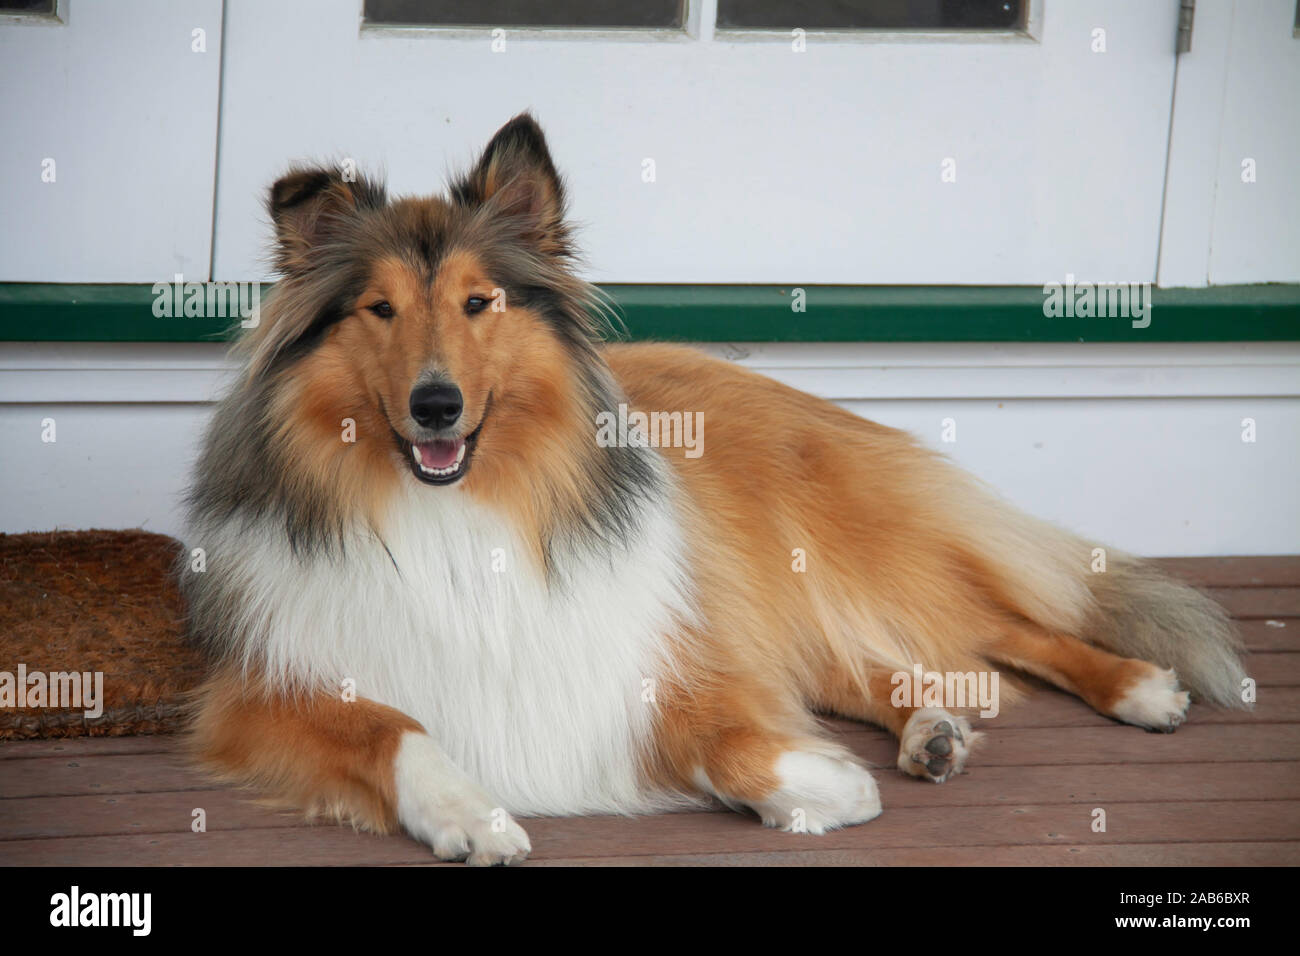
[365,0,684,29]
[0,0,56,14]
[717,0,1024,31]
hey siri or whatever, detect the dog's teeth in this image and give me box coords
[416,458,460,477]
[411,440,466,479]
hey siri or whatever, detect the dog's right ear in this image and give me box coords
[267,166,386,275]
[452,114,570,255]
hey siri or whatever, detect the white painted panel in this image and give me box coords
[4,396,1292,556]
[211,0,1177,284]
[1159,0,1300,286]
[7,341,1297,403]
[1208,0,1300,283]
[0,0,223,281]
[1,403,205,536]
[2,342,1296,556]
[15,361,1300,403]
[842,397,1299,557]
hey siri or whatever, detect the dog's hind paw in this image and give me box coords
[897,708,978,783]
[1108,666,1190,733]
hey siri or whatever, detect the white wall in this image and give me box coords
[3,341,1297,556]
[0,1,223,282]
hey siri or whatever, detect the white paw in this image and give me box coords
[748,750,882,834]
[1109,667,1190,733]
[897,708,978,783]
[421,810,531,867]
[394,733,531,866]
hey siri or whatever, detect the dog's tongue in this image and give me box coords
[417,438,463,470]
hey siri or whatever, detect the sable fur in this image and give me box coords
[180,113,1249,862]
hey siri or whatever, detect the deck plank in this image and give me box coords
[2,801,1296,866]
[5,833,1297,867]
[1152,555,1300,587]
[0,735,177,761]
[3,692,1297,799]
[831,723,1300,767]
[1236,619,1297,651]
[528,843,1300,866]
[4,715,1293,802]
[822,684,1300,733]
[3,761,1298,838]
[1205,588,1300,617]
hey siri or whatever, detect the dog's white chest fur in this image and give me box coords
[248,482,693,816]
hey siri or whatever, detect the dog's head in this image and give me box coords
[249,114,604,490]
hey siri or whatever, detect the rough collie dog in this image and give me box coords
[182,113,1247,864]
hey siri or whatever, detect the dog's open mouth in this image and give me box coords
[410,437,469,481]
[396,395,490,486]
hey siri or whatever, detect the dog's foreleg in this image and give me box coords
[189,667,530,865]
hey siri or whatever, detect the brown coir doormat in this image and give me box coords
[0,529,203,740]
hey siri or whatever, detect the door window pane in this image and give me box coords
[1,0,56,14]
[365,0,684,29]
[717,0,1023,31]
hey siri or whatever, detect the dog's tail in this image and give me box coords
[1079,554,1247,708]
[943,466,1249,709]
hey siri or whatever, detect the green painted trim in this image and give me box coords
[1,282,1297,343]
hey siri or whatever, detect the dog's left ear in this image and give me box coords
[454,113,568,250]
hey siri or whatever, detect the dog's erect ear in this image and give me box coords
[453,113,568,251]
[267,166,386,275]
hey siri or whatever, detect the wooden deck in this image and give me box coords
[2,556,1297,866]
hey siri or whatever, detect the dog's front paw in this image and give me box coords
[394,733,531,865]
[421,807,531,867]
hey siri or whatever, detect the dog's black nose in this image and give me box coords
[409,384,463,429]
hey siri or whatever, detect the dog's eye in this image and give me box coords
[465,296,490,316]
[368,301,395,319]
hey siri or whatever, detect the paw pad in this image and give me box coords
[898,709,976,784]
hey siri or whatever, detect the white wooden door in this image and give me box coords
[210,0,1183,285]
[1159,0,1300,286]
[0,0,223,282]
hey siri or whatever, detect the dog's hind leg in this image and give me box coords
[188,667,531,865]
[692,733,884,834]
[816,665,981,783]
[652,678,882,833]
[988,619,1190,732]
